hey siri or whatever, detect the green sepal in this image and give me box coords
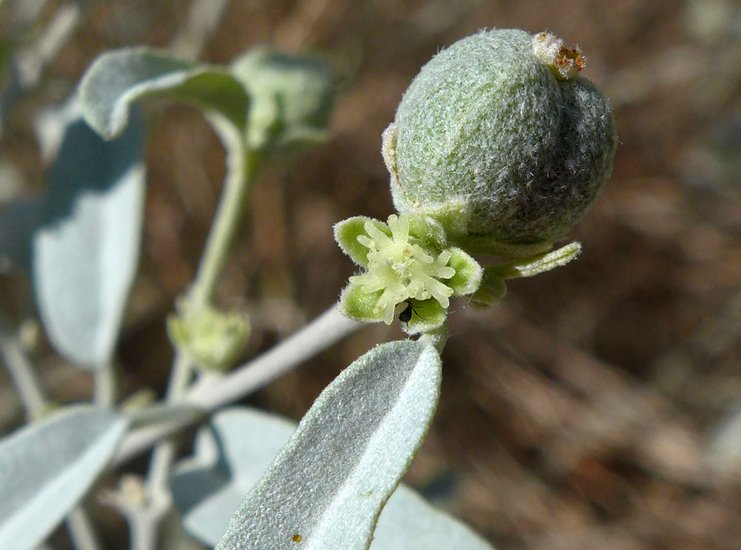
[490,241,582,279]
[470,272,507,308]
[406,215,447,251]
[400,299,446,335]
[398,198,470,242]
[339,282,386,323]
[446,247,483,296]
[333,216,389,268]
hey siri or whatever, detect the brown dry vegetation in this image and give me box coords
[1,1,740,548]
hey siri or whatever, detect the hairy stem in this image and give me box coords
[66,506,102,550]
[114,304,361,466]
[94,359,118,407]
[0,318,47,420]
[143,119,257,543]
[187,304,360,409]
[189,121,257,309]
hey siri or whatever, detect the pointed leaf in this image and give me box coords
[32,114,145,368]
[79,48,249,139]
[216,340,442,550]
[172,407,494,549]
[0,406,129,550]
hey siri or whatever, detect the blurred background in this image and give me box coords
[1,0,740,548]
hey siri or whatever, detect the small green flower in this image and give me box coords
[335,214,482,333]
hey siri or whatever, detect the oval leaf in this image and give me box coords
[32,114,145,368]
[216,341,442,550]
[172,407,493,549]
[79,48,249,139]
[0,406,129,549]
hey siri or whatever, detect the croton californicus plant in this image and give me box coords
[336,28,616,336]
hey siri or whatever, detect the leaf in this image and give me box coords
[0,406,129,550]
[216,340,443,550]
[32,113,145,368]
[79,48,249,139]
[172,407,494,549]
[171,408,298,545]
[372,485,494,550]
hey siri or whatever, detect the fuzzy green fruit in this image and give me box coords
[383,29,616,248]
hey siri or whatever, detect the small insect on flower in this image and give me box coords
[397,300,420,324]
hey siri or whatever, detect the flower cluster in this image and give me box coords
[335,214,482,334]
[350,215,455,323]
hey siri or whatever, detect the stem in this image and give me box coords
[419,321,449,354]
[114,304,361,466]
[187,305,360,409]
[189,123,257,309]
[143,353,190,514]
[66,506,102,550]
[0,318,47,420]
[143,120,257,543]
[94,359,118,407]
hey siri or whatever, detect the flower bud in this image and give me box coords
[231,48,335,153]
[167,301,250,372]
[384,29,616,248]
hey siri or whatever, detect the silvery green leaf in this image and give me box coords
[79,47,249,139]
[216,340,442,550]
[0,406,129,550]
[372,486,493,549]
[171,408,298,545]
[172,407,493,549]
[32,114,145,368]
